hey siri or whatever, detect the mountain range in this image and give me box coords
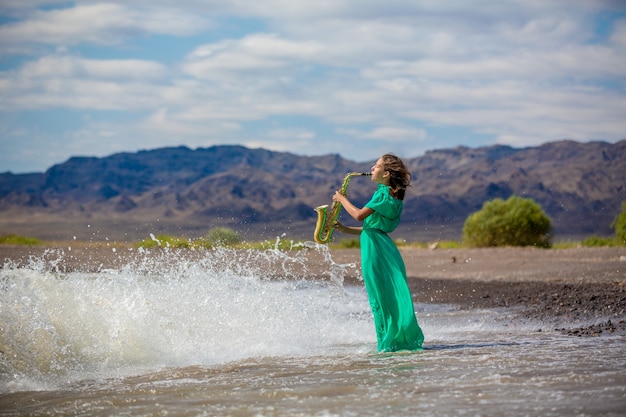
[1,139,625,243]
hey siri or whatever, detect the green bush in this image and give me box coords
[0,234,42,246]
[334,238,360,248]
[611,200,626,245]
[204,227,242,247]
[251,239,306,251]
[581,236,617,247]
[433,240,464,249]
[463,196,552,248]
[137,234,191,248]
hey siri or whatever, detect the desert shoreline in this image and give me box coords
[2,244,625,337]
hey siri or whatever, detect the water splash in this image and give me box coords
[0,243,370,392]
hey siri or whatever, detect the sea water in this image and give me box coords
[1,244,624,416]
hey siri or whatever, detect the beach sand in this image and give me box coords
[2,244,625,337]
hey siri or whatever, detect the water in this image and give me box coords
[1,245,624,416]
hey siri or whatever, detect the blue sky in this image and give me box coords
[0,1,625,173]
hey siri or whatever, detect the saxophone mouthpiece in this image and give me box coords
[362,172,371,176]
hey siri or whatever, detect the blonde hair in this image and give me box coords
[382,154,411,200]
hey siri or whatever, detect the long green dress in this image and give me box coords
[361,184,424,352]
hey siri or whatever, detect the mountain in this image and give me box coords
[1,140,625,242]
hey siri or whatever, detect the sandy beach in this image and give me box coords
[2,244,625,337]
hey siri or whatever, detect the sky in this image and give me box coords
[0,1,625,174]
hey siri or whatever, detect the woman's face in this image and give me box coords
[371,157,389,185]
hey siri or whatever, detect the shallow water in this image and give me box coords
[1,245,624,416]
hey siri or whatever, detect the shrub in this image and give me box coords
[137,234,191,248]
[433,240,464,249]
[581,236,617,247]
[463,196,552,248]
[0,234,42,246]
[252,238,305,251]
[611,200,626,246]
[334,238,360,248]
[204,227,242,246]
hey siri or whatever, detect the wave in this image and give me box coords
[0,244,372,392]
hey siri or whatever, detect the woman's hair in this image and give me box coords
[382,153,411,200]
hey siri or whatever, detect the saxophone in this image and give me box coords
[313,172,371,244]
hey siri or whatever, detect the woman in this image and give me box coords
[333,154,424,352]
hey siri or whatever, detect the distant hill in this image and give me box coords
[1,140,625,242]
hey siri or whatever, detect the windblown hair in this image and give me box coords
[381,153,411,200]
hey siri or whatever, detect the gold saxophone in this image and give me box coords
[313,172,371,244]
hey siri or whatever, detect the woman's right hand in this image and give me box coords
[333,191,347,204]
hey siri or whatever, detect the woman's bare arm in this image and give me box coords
[333,191,373,221]
[334,222,362,235]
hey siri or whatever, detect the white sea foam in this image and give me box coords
[0,245,374,391]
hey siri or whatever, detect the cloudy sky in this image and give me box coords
[1,1,625,173]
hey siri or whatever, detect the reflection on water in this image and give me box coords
[1,246,624,416]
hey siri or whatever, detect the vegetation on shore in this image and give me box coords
[0,234,43,246]
[2,197,625,250]
[612,200,626,245]
[463,196,552,248]
[135,228,301,251]
[1,233,622,250]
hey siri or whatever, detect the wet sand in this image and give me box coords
[2,244,625,337]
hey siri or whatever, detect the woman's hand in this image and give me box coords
[333,220,362,235]
[332,191,347,204]
[333,189,374,222]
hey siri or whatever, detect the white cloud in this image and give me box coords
[18,55,167,80]
[339,126,427,142]
[0,3,211,48]
[183,34,325,77]
[611,19,626,47]
[139,107,243,135]
[267,127,315,141]
[0,55,168,111]
[1,0,625,172]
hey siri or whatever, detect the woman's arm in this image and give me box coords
[334,221,362,235]
[333,191,374,221]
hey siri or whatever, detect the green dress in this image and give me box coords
[361,184,424,352]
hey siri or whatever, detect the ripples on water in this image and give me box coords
[1,244,624,416]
